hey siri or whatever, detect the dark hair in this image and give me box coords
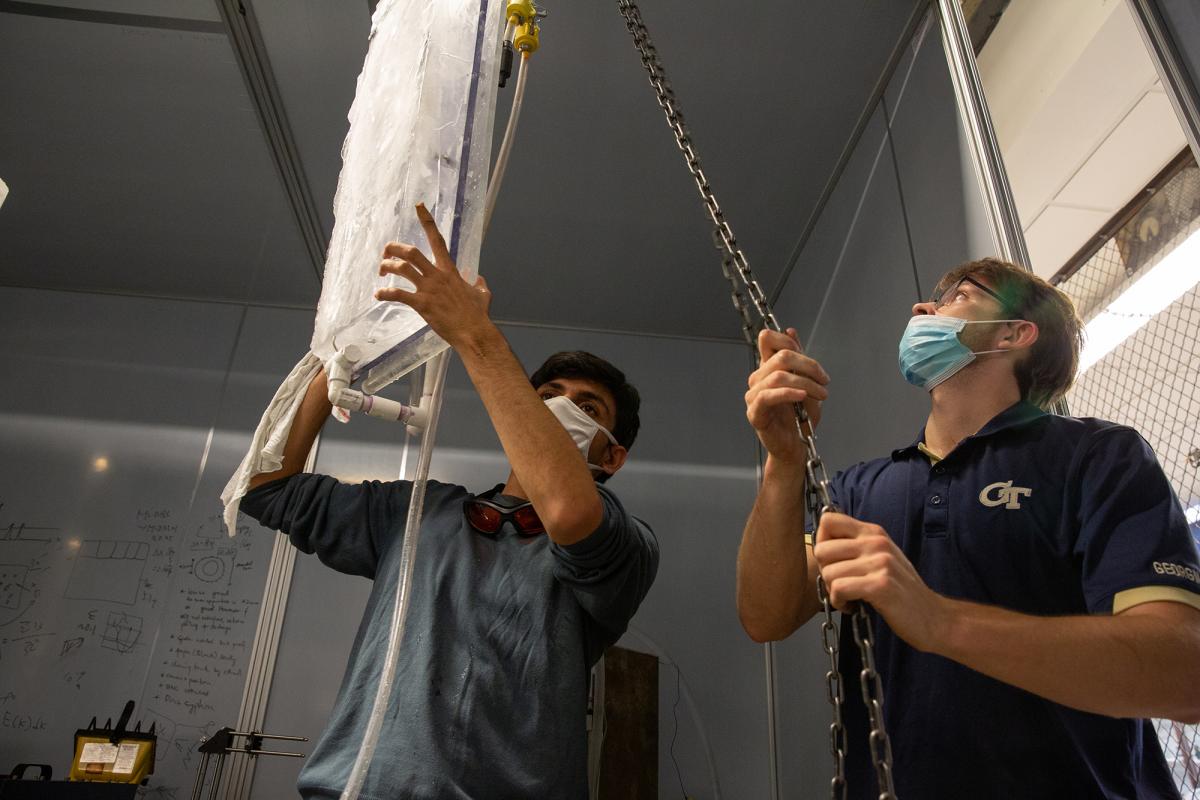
[530,351,641,450]
[931,258,1083,409]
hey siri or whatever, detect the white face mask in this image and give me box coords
[544,395,618,472]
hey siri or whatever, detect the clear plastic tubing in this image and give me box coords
[339,351,450,799]
[339,28,529,799]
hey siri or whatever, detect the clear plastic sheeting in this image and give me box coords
[312,0,502,393]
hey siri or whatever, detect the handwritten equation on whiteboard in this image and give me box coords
[0,499,270,795]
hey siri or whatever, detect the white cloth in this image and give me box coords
[220,352,326,536]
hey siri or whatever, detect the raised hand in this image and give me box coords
[744,328,829,463]
[375,203,492,349]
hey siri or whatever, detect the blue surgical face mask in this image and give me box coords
[898,315,1020,390]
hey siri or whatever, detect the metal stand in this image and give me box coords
[189,728,306,800]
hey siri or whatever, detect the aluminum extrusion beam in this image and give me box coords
[217,0,328,282]
[1125,0,1200,167]
[938,0,1071,417]
[935,0,1031,270]
[763,641,782,800]
[221,441,316,800]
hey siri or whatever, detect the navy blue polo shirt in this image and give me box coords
[821,401,1200,800]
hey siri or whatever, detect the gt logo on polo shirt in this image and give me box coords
[978,480,1032,509]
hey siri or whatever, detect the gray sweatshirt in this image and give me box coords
[240,474,659,799]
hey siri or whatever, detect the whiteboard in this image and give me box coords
[0,292,301,798]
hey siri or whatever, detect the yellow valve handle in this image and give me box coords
[506,0,535,26]
[514,19,540,53]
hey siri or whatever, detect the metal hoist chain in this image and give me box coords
[614,3,896,798]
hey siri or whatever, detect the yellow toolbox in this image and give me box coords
[68,702,155,785]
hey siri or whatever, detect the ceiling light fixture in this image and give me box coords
[0,177,8,210]
[1077,226,1200,374]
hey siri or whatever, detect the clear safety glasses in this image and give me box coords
[931,275,1009,311]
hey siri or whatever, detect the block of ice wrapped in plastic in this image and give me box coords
[311,0,503,394]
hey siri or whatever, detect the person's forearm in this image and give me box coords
[737,454,819,641]
[248,370,332,490]
[454,322,602,545]
[931,598,1200,722]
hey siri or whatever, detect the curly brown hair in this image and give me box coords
[930,258,1083,409]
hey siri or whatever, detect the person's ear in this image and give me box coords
[1005,320,1039,351]
[599,443,628,477]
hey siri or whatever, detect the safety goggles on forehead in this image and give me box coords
[463,497,545,536]
[931,276,1008,311]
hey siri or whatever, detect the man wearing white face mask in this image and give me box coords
[236,206,658,800]
[738,257,1200,799]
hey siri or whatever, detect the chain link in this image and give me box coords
[614,2,896,797]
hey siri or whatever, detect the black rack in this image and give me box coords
[190,727,307,800]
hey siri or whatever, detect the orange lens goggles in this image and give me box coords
[463,497,545,536]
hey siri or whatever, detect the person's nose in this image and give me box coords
[912,301,937,316]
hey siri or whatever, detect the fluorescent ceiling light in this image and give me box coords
[0,177,7,209]
[1077,226,1200,374]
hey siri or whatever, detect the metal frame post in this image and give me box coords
[1125,0,1200,165]
[763,641,782,800]
[935,0,1032,270]
[220,441,318,798]
[751,382,782,800]
[936,0,1072,417]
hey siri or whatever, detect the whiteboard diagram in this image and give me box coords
[0,564,26,611]
[65,540,149,605]
[100,611,143,654]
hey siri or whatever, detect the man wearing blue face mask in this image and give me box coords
[235,205,658,800]
[737,257,1200,799]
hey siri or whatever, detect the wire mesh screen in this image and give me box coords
[1053,157,1200,797]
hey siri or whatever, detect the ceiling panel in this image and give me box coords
[984,1,1161,227]
[1023,205,1111,279]
[978,0,1189,276]
[478,0,924,340]
[1,0,923,341]
[0,13,320,307]
[250,0,371,235]
[1054,90,1185,210]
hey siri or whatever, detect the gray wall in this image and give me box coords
[766,12,997,795]
[0,288,310,796]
